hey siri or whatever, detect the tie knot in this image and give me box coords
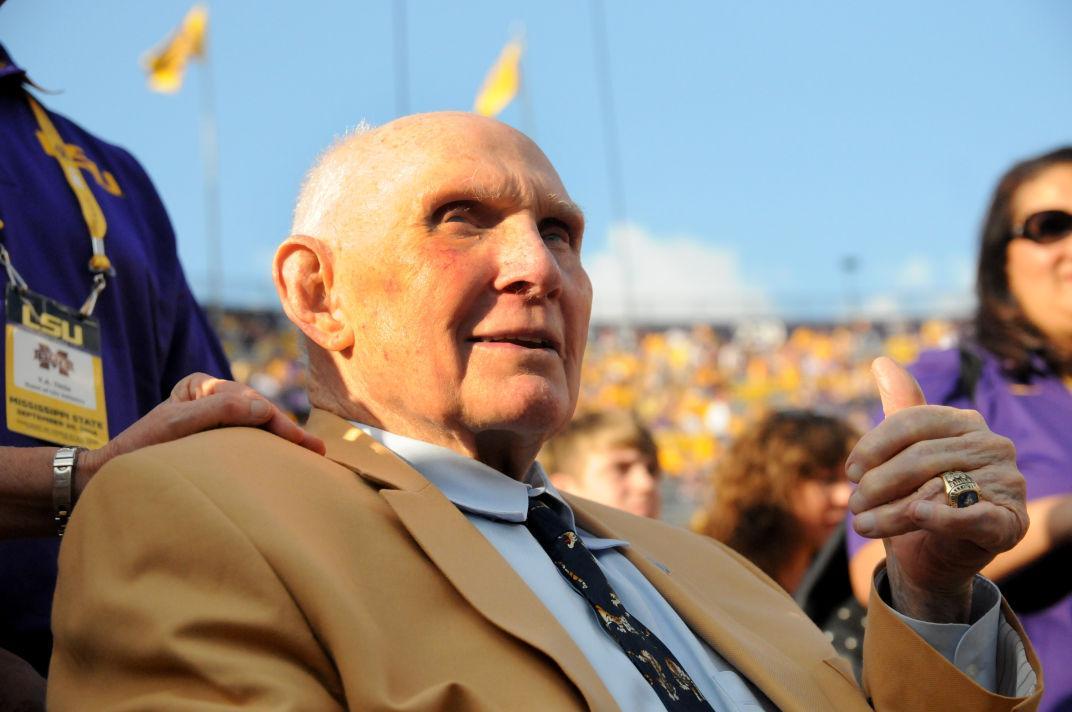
[524,494,574,548]
[527,493,555,513]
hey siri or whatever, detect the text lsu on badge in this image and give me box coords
[19,298,86,346]
[4,284,108,448]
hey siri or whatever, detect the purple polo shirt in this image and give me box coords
[0,45,232,675]
[847,346,1072,712]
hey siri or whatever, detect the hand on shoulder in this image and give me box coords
[77,373,326,493]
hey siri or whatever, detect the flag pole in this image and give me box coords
[393,0,410,116]
[199,19,222,312]
[590,0,633,333]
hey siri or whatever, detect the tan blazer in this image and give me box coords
[48,410,1042,711]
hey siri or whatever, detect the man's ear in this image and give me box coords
[273,235,354,352]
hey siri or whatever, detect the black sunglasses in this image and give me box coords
[1013,210,1072,244]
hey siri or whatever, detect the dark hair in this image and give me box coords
[975,147,1072,378]
[696,410,857,584]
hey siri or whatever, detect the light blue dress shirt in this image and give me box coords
[355,423,1014,710]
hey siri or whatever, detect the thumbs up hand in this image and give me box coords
[845,357,1028,622]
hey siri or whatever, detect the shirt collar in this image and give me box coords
[352,421,628,550]
[0,43,27,83]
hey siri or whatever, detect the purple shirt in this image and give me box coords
[0,44,232,674]
[847,346,1072,712]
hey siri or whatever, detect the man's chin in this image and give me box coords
[465,388,573,438]
[472,369,571,405]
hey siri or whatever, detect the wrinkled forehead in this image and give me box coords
[372,116,577,212]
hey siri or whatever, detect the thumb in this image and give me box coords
[872,356,926,417]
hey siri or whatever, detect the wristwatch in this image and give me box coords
[52,446,81,537]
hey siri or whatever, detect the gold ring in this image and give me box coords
[942,471,981,508]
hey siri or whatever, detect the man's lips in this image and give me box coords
[467,331,562,356]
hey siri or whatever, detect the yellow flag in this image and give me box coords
[473,39,523,117]
[142,4,208,93]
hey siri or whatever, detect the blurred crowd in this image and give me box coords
[214,310,313,419]
[577,319,959,479]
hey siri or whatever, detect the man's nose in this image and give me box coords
[492,218,564,299]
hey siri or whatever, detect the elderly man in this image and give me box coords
[48,113,1042,710]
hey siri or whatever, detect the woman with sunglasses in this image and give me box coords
[848,146,1072,712]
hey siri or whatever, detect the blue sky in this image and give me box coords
[5,1,1072,322]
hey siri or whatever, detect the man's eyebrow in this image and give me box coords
[545,194,584,220]
[417,186,489,212]
[417,185,584,223]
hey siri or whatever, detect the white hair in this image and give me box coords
[290,121,375,239]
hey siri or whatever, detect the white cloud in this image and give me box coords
[585,223,770,323]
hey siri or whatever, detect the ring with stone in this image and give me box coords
[941,471,981,508]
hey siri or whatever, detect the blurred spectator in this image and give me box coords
[538,410,661,518]
[848,147,1072,712]
[695,410,855,592]
[0,41,322,708]
[0,41,236,703]
[694,410,864,679]
[214,310,312,419]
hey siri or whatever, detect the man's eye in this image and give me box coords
[444,208,473,224]
[540,220,572,246]
[435,201,480,226]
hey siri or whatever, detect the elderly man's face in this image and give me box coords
[331,115,591,455]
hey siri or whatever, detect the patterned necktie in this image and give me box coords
[525,496,715,711]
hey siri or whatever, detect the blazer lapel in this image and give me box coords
[305,409,427,490]
[306,410,617,711]
[568,497,854,712]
